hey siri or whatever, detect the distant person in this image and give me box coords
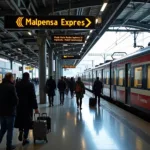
[93,77,103,106]
[69,77,75,98]
[75,77,85,110]
[0,73,19,150]
[64,76,69,96]
[15,72,39,146]
[58,77,66,105]
[46,76,56,107]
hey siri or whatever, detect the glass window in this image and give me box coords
[0,74,2,83]
[134,67,142,88]
[99,71,101,80]
[128,68,131,87]
[103,70,105,84]
[147,66,150,88]
[114,69,116,85]
[106,71,109,84]
[119,70,124,86]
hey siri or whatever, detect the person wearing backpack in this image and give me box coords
[46,76,56,107]
[75,77,85,110]
[93,77,103,107]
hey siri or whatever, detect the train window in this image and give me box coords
[103,70,106,84]
[0,74,2,83]
[114,69,116,85]
[147,66,150,88]
[119,70,124,86]
[99,71,102,80]
[134,67,142,88]
[106,71,109,84]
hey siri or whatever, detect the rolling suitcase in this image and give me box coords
[37,113,51,132]
[33,113,48,144]
[89,97,96,107]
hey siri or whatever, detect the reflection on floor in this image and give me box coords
[0,91,150,150]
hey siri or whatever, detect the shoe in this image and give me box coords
[18,131,23,141]
[22,139,30,146]
[6,145,16,150]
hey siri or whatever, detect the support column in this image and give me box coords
[37,33,47,104]
[48,49,53,78]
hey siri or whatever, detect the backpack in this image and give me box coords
[75,83,82,92]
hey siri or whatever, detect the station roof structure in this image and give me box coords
[0,0,150,67]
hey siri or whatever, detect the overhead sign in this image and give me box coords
[63,65,76,68]
[25,66,33,70]
[4,16,95,29]
[51,35,85,44]
[61,55,81,59]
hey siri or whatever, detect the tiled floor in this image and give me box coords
[0,90,150,150]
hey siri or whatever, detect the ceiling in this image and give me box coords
[0,0,150,67]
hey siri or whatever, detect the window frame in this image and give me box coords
[133,65,143,89]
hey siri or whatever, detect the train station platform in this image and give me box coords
[0,90,150,150]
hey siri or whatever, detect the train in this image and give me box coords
[79,47,150,116]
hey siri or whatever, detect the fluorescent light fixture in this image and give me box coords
[83,44,85,47]
[90,30,93,33]
[85,40,87,43]
[96,18,98,24]
[86,35,90,40]
[101,2,108,12]
[28,31,32,35]
[18,48,21,51]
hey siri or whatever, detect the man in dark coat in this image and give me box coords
[93,77,103,106]
[46,76,56,107]
[15,72,39,146]
[58,76,66,105]
[0,73,19,150]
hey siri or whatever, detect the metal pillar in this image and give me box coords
[48,49,53,78]
[10,59,13,70]
[37,33,47,104]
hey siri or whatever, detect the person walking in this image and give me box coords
[58,77,66,105]
[0,73,19,150]
[75,77,85,110]
[93,77,103,107]
[15,72,39,146]
[46,76,56,107]
[69,77,75,98]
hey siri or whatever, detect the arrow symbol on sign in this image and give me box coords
[85,18,92,28]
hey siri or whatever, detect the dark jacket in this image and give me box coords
[58,80,66,92]
[93,80,103,96]
[46,79,56,96]
[15,79,38,129]
[0,79,18,116]
[69,79,75,91]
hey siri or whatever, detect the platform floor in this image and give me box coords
[0,90,150,150]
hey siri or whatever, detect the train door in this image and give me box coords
[125,63,131,105]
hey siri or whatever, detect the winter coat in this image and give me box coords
[93,80,103,96]
[58,80,66,92]
[69,79,75,91]
[46,79,56,96]
[15,80,38,129]
[75,81,85,98]
[0,79,18,116]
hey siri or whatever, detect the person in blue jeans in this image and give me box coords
[0,73,19,150]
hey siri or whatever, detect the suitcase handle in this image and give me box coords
[42,113,47,117]
[34,113,41,121]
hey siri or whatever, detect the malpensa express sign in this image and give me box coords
[4,16,95,29]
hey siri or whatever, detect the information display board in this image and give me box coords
[51,35,85,44]
[4,16,95,29]
[61,55,81,59]
[63,65,76,68]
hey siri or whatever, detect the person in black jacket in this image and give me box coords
[58,76,66,105]
[15,72,39,146]
[69,77,75,98]
[46,76,56,107]
[0,73,19,150]
[93,77,103,106]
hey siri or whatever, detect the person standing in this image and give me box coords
[75,77,85,110]
[0,73,19,150]
[46,76,56,107]
[93,77,103,106]
[69,77,75,98]
[58,76,66,105]
[15,72,39,146]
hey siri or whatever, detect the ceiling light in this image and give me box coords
[18,48,21,51]
[90,30,93,33]
[28,31,32,35]
[8,53,11,56]
[85,40,87,43]
[86,35,90,40]
[101,2,108,12]
[83,44,85,47]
